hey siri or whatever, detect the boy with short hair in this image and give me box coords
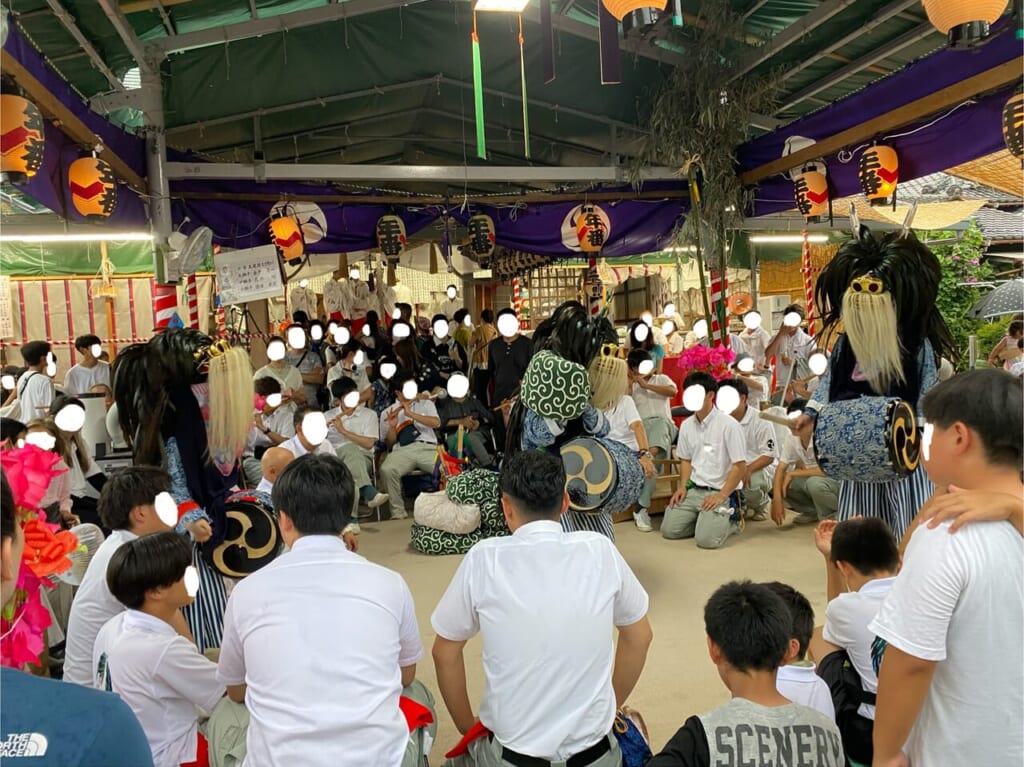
[94,533,227,767]
[63,467,181,687]
[807,517,899,766]
[761,581,835,720]
[648,581,844,766]
[870,369,1023,767]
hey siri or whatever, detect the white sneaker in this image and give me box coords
[634,508,653,532]
[367,492,390,509]
[390,510,408,520]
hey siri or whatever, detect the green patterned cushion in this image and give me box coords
[520,351,591,420]
[447,470,508,537]
[410,523,483,555]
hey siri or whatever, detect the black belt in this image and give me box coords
[691,484,717,492]
[501,736,610,767]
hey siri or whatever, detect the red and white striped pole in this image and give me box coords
[512,277,522,318]
[153,283,178,331]
[709,269,728,347]
[800,229,816,336]
[186,273,199,329]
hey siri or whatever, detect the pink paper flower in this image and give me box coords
[0,445,66,511]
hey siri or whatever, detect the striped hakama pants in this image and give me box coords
[837,463,933,542]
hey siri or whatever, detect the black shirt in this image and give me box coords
[488,335,533,406]
[647,717,711,767]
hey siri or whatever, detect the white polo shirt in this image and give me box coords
[822,576,895,720]
[632,375,676,422]
[217,535,423,767]
[781,431,818,469]
[604,396,643,452]
[278,434,334,459]
[93,611,223,767]
[63,361,111,397]
[776,663,836,720]
[63,529,138,686]
[675,408,747,490]
[380,400,439,445]
[326,405,378,451]
[774,328,816,386]
[431,520,649,761]
[246,406,295,455]
[736,326,772,365]
[737,406,778,476]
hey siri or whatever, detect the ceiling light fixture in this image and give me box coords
[749,234,830,244]
[474,0,530,11]
[0,232,154,243]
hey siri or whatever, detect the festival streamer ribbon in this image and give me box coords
[518,15,531,159]
[472,12,487,160]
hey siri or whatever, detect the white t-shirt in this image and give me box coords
[326,362,370,392]
[604,396,642,451]
[16,370,54,423]
[631,375,676,422]
[63,529,138,686]
[776,663,836,721]
[93,611,223,767]
[217,535,423,767]
[822,576,895,719]
[675,408,747,490]
[326,405,378,451]
[246,406,296,455]
[431,520,649,760]
[68,446,102,500]
[380,400,439,445]
[781,431,817,469]
[737,406,778,479]
[63,361,111,397]
[869,521,1024,767]
[774,328,816,388]
[252,364,303,400]
[737,326,772,365]
[278,434,334,459]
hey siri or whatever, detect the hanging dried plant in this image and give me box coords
[635,0,779,275]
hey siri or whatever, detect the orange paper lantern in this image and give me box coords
[68,157,118,219]
[601,0,668,21]
[0,94,45,184]
[270,216,304,266]
[858,145,899,208]
[794,167,829,223]
[1002,92,1023,166]
[922,0,1008,48]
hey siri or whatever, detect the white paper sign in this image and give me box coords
[0,277,12,338]
[215,245,284,305]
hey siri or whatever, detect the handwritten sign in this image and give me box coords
[215,245,283,305]
[0,277,12,338]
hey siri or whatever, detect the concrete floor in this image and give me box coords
[355,512,826,757]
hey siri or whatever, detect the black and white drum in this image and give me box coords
[210,490,281,577]
[562,437,644,515]
[815,397,920,484]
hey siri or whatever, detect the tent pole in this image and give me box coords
[100,241,116,357]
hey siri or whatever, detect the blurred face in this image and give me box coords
[156,567,199,610]
[920,421,958,489]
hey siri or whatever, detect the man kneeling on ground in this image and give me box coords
[432,450,653,767]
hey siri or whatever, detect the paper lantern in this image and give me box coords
[576,204,607,253]
[794,167,829,223]
[270,216,304,266]
[466,214,496,260]
[858,145,899,208]
[601,0,668,21]
[922,0,1008,48]
[376,215,407,261]
[68,157,117,219]
[0,94,45,184]
[1002,92,1023,165]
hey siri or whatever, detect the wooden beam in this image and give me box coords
[740,58,1023,185]
[174,188,690,206]
[119,0,190,13]
[0,50,147,193]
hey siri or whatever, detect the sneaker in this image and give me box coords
[793,513,819,525]
[633,508,653,532]
[390,510,408,521]
[367,492,390,509]
[749,503,769,522]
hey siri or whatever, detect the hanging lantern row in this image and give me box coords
[922,0,1008,48]
[857,144,899,209]
[0,93,45,184]
[270,214,304,266]
[1002,91,1023,167]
